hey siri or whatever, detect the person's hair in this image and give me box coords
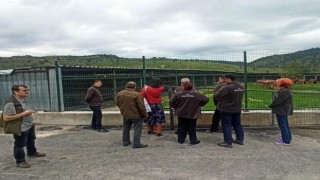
[183,82,193,90]
[11,85,28,94]
[219,75,226,80]
[224,73,236,81]
[181,78,190,84]
[93,80,101,84]
[126,81,136,89]
[149,77,162,88]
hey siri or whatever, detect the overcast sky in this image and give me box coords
[0,0,319,57]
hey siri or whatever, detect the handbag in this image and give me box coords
[143,86,152,112]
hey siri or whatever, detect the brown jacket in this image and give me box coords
[116,88,148,119]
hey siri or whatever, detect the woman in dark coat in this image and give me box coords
[269,78,293,145]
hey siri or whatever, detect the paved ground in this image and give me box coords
[0,126,319,180]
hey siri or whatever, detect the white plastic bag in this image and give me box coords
[144,98,152,112]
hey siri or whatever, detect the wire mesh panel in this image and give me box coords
[0,51,319,127]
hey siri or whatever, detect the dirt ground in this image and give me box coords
[1,126,320,180]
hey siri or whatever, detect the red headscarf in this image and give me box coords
[183,82,193,90]
[276,78,293,87]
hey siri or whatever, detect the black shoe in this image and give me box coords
[178,140,184,144]
[218,142,233,148]
[174,131,178,135]
[190,140,200,145]
[123,142,131,146]
[133,144,148,149]
[233,139,244,145]
[97,128,109,132]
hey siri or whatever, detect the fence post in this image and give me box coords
[244,51,248,111]
[55,60,62,112]
[113,69,117,104]
[168,86,174,130]
[271,91,275,126]
[142,56,146,86]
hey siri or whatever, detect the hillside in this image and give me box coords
[249,48,320,72]
[1,48,320,73]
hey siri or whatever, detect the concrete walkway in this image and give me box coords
[0,126,319,180]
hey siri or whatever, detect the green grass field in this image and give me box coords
[161,82,320,110]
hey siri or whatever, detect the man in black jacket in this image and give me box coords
[85,80,108,132]
[214,74,245,148]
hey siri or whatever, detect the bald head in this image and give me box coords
[126,81,136,89]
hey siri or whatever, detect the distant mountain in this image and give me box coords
[249,48,320,72]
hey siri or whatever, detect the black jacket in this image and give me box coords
[85,86,103,106]
[214,81,245,113]
[269,87,293,115]
[169,90,209,119]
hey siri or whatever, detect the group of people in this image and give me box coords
[0,74,293,168]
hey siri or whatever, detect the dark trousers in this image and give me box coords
[13,125,37,164]
[210,109,221,131]
[122,117,143,146]
[90,106,103,129]
[177,117,198,143]
[221,112,244,145]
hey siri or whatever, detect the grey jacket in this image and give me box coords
[85,86,103,106]
[214,81,245,113]
[269,87,293,115]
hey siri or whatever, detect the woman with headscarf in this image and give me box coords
[269,78,293,145]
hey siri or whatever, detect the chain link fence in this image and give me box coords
[1,51,320,127]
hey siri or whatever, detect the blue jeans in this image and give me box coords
[276,114,292,144]
[13,125,37,164]
[221,112,244,145]
[122,117,143,146]
[90,106,103,129]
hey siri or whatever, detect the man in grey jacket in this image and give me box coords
[85,80,108,132]
[214,74,245,148]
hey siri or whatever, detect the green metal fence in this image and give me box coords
[1,51,320,127]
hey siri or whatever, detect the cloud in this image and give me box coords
[0,0,319,57]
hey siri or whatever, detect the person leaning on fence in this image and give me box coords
[173,77,194,135]
[117,81,148,149]
[205,75,226,133]
[214,73,245,148]
[268,78,293,146]
[141,77,166,136]
[169,82,209,145]
[85,80,108,132]
[0,85,46,168]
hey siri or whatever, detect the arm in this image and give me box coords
[214,86,227,104]
[169,94,178,109]
[3,103,34,122]
[199,94,209,107]
[269,90,290,108]
[85,88,94,103]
